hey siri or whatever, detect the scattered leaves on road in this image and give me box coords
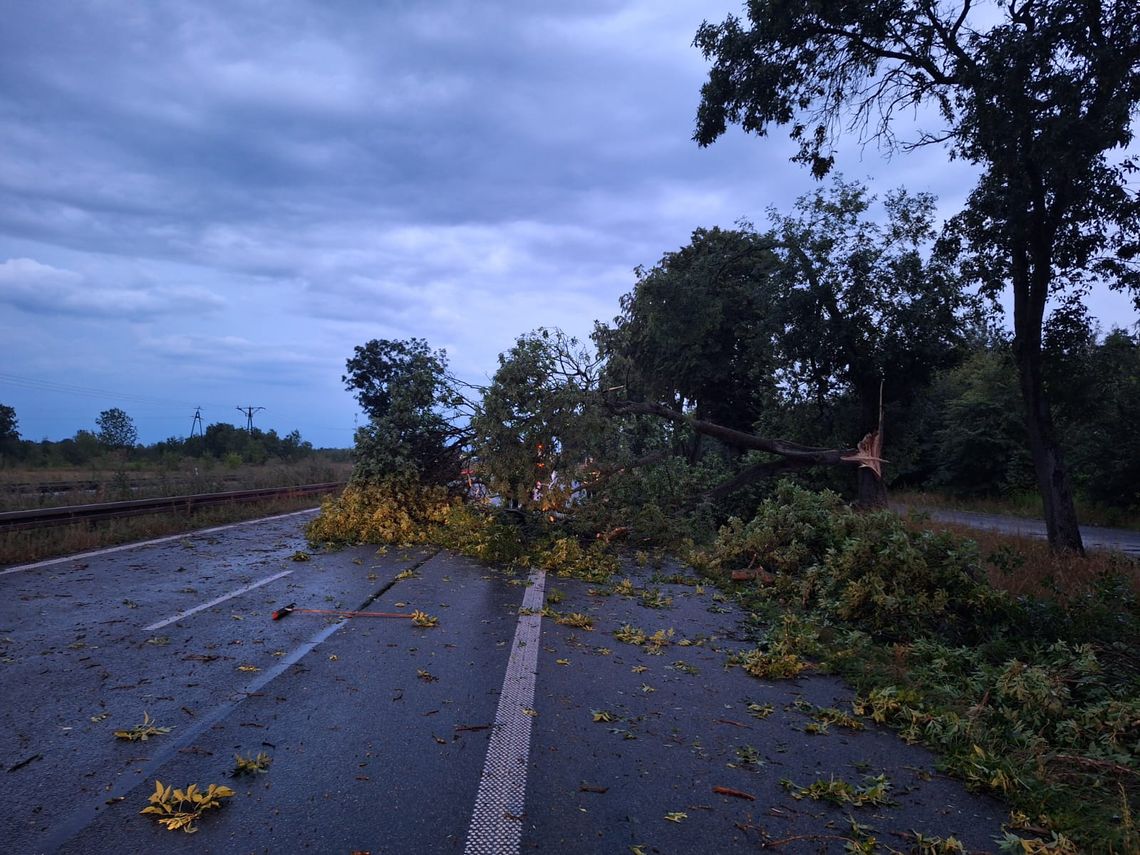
[552,611,594,630]
[232,752,272,776]
[114,711,171,741]
[140,780,234,833]
[781,774,893,807]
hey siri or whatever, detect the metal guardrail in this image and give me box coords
[0,482,345,532]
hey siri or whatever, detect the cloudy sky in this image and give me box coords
[2,1,1137,449]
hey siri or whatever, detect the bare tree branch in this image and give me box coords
[607,399,857,465]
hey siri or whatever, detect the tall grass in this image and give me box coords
[0,458,352,512]
[905,516,1140,600]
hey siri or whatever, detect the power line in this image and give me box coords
[0,371,230,411]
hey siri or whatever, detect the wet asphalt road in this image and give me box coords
[1,511,1011,854]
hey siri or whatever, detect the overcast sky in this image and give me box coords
[2,1,1137,448]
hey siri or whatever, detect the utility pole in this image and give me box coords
[190,407,204,439]
[236,406,264,433]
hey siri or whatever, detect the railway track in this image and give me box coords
[0,482,344,532]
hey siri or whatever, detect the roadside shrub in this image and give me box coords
[695,481,1008,643]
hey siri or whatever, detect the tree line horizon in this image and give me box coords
[0,404,324,467]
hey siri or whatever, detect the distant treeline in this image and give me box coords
[0,412,350,468]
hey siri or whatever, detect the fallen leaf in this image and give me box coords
[664,811,687,823]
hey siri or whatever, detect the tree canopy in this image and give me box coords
[692,0,1140,551]
[96,407,138,450]
[343,338,467,486]
[470,329,605,508]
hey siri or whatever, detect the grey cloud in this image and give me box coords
[1,0,1129,449]
[0,257,226,319]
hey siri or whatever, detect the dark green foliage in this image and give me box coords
[595,226,780,434]
[470,329,605,508]
[0,403,19,463]
[594,178,974,508]
[96,407,138,449]
[0,404,17,441]
[927,348,1035,496]
[766,180,972,422]
[696,482,1008,644]
[1045,322,1140,510]
[709,482,1138,848]
[185,424,313,465]
[693,0,1140,551]
[569,455,730,548]
[343,338,463,487]
[908,327,1140,511]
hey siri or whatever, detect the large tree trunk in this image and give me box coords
[1011,231,1085,554]
[1012,333,1085,554]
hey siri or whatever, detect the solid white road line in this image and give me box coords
[464,568,546,855]
[143,569,294,631]
[0,508,319,576]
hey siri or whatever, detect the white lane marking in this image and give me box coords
[37,606,351,853]
[143,570,293,631]
[0,508,319,576]
[464,568,546,855]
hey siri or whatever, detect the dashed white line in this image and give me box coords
[143,570,294,631]
[464,568,546,855]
